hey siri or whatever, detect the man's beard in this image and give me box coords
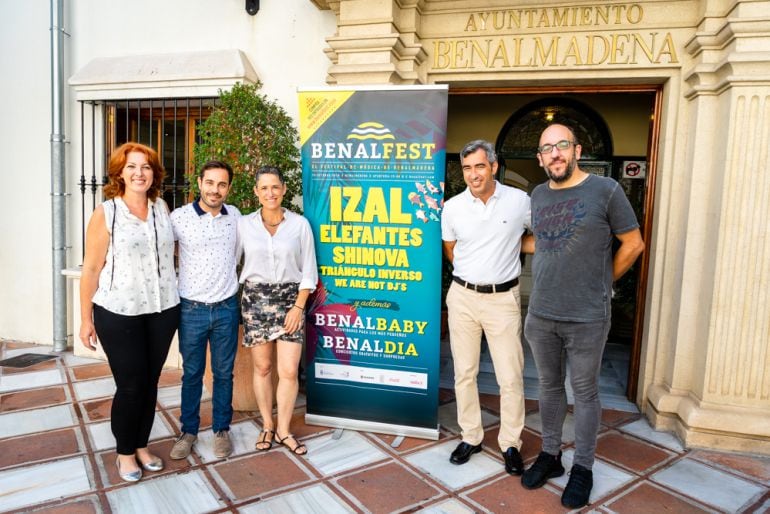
[545,154,577,183]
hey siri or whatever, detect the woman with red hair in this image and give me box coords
[80,142,180,482]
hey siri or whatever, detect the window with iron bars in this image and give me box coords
[77,97,218,258]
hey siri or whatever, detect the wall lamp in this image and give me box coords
[246,0,259,15]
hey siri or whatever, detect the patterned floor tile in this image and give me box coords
[304,430,389,476]
[71,362,112,381]
[595,431,675,473]
[237,484,355,513]
[405,440,502,490]
[336,461,441,513]
[0,368,65,393]
[214,450,312,500]
[465,473,568,514]
[689,449,770,484]
[106,470,223,514]
[81,397,113,422]
[0,428,81,469]
[602,481,717,514]
[0,385,67,412]
[651,458,765,512]
[26,495,102,514]
[0,404,75,438]
[618,418,684,452]
[0,456,91,512]
[61,352,104,367]
[72,377,116,402]
[418,498,476,514]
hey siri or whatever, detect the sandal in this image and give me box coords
[276,433,307,455]
[255,429,274,451]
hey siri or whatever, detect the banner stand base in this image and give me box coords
[305,413,439,441]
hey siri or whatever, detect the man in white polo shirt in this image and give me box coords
[169,160,241,460]
[441,140,531,474]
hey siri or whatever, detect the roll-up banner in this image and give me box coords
[299,85,448,439]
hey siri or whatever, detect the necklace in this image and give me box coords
[262,216,284,228]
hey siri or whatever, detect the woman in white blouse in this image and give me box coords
[238,166,318,455]
[80,142,180,482]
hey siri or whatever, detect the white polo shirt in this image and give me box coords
[441,181,531,285]
[171,200,241,303]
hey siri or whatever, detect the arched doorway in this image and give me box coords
[495,97,614,188]
[496,95,650,403]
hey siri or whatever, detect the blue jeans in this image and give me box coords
[524,313,611,469]
[179,295,239,435]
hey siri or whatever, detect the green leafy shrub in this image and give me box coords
[192,82,301,214]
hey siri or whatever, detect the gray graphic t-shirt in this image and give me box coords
[529,174,639,322]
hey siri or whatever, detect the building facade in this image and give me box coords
[1,0,767,454]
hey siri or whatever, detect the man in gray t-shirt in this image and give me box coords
[520,124,644,509]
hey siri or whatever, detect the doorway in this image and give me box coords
[442,87,660,405]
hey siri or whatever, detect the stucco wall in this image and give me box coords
[0,1,55,344]
[0,0,336,346]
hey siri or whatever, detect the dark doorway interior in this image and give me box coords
[440,90,657,408]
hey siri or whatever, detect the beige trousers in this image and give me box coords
[447,281,525,451]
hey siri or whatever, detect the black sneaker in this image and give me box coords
[561,464,593,508]
[521,451,565,489]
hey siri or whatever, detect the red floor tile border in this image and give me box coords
[0,386,68,412]
[71,363,112,381]
[601,481,717,514]
[689,449,770,484]
[212,451,313,500]
[595,431,675,474]
[335,461,442,514]
[0,428,81,470]
[466,473,570,514]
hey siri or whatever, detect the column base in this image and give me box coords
[645,384,770,455]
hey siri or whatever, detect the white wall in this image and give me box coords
[0,1,55,344]
[0,0,336,345]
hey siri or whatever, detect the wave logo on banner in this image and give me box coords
[347,122,395,141]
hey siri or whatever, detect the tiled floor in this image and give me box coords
[1,340,768,514]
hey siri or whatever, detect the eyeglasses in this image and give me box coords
[538,140,575,154]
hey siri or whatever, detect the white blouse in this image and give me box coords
[238,209,318,292]
[92,197,180,315]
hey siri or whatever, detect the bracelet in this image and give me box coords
[293,304,305,311]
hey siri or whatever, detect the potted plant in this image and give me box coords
[191,81,301,213]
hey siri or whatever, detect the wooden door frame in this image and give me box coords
[450,84,662,401]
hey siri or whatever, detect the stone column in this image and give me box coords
[324,0,428,85]
[644,0,770,453]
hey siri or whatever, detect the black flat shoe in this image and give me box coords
[502,446,524,475]
[450,441,482,465]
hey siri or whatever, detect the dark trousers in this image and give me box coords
[524,313,611,469]
[94,304,180,455]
